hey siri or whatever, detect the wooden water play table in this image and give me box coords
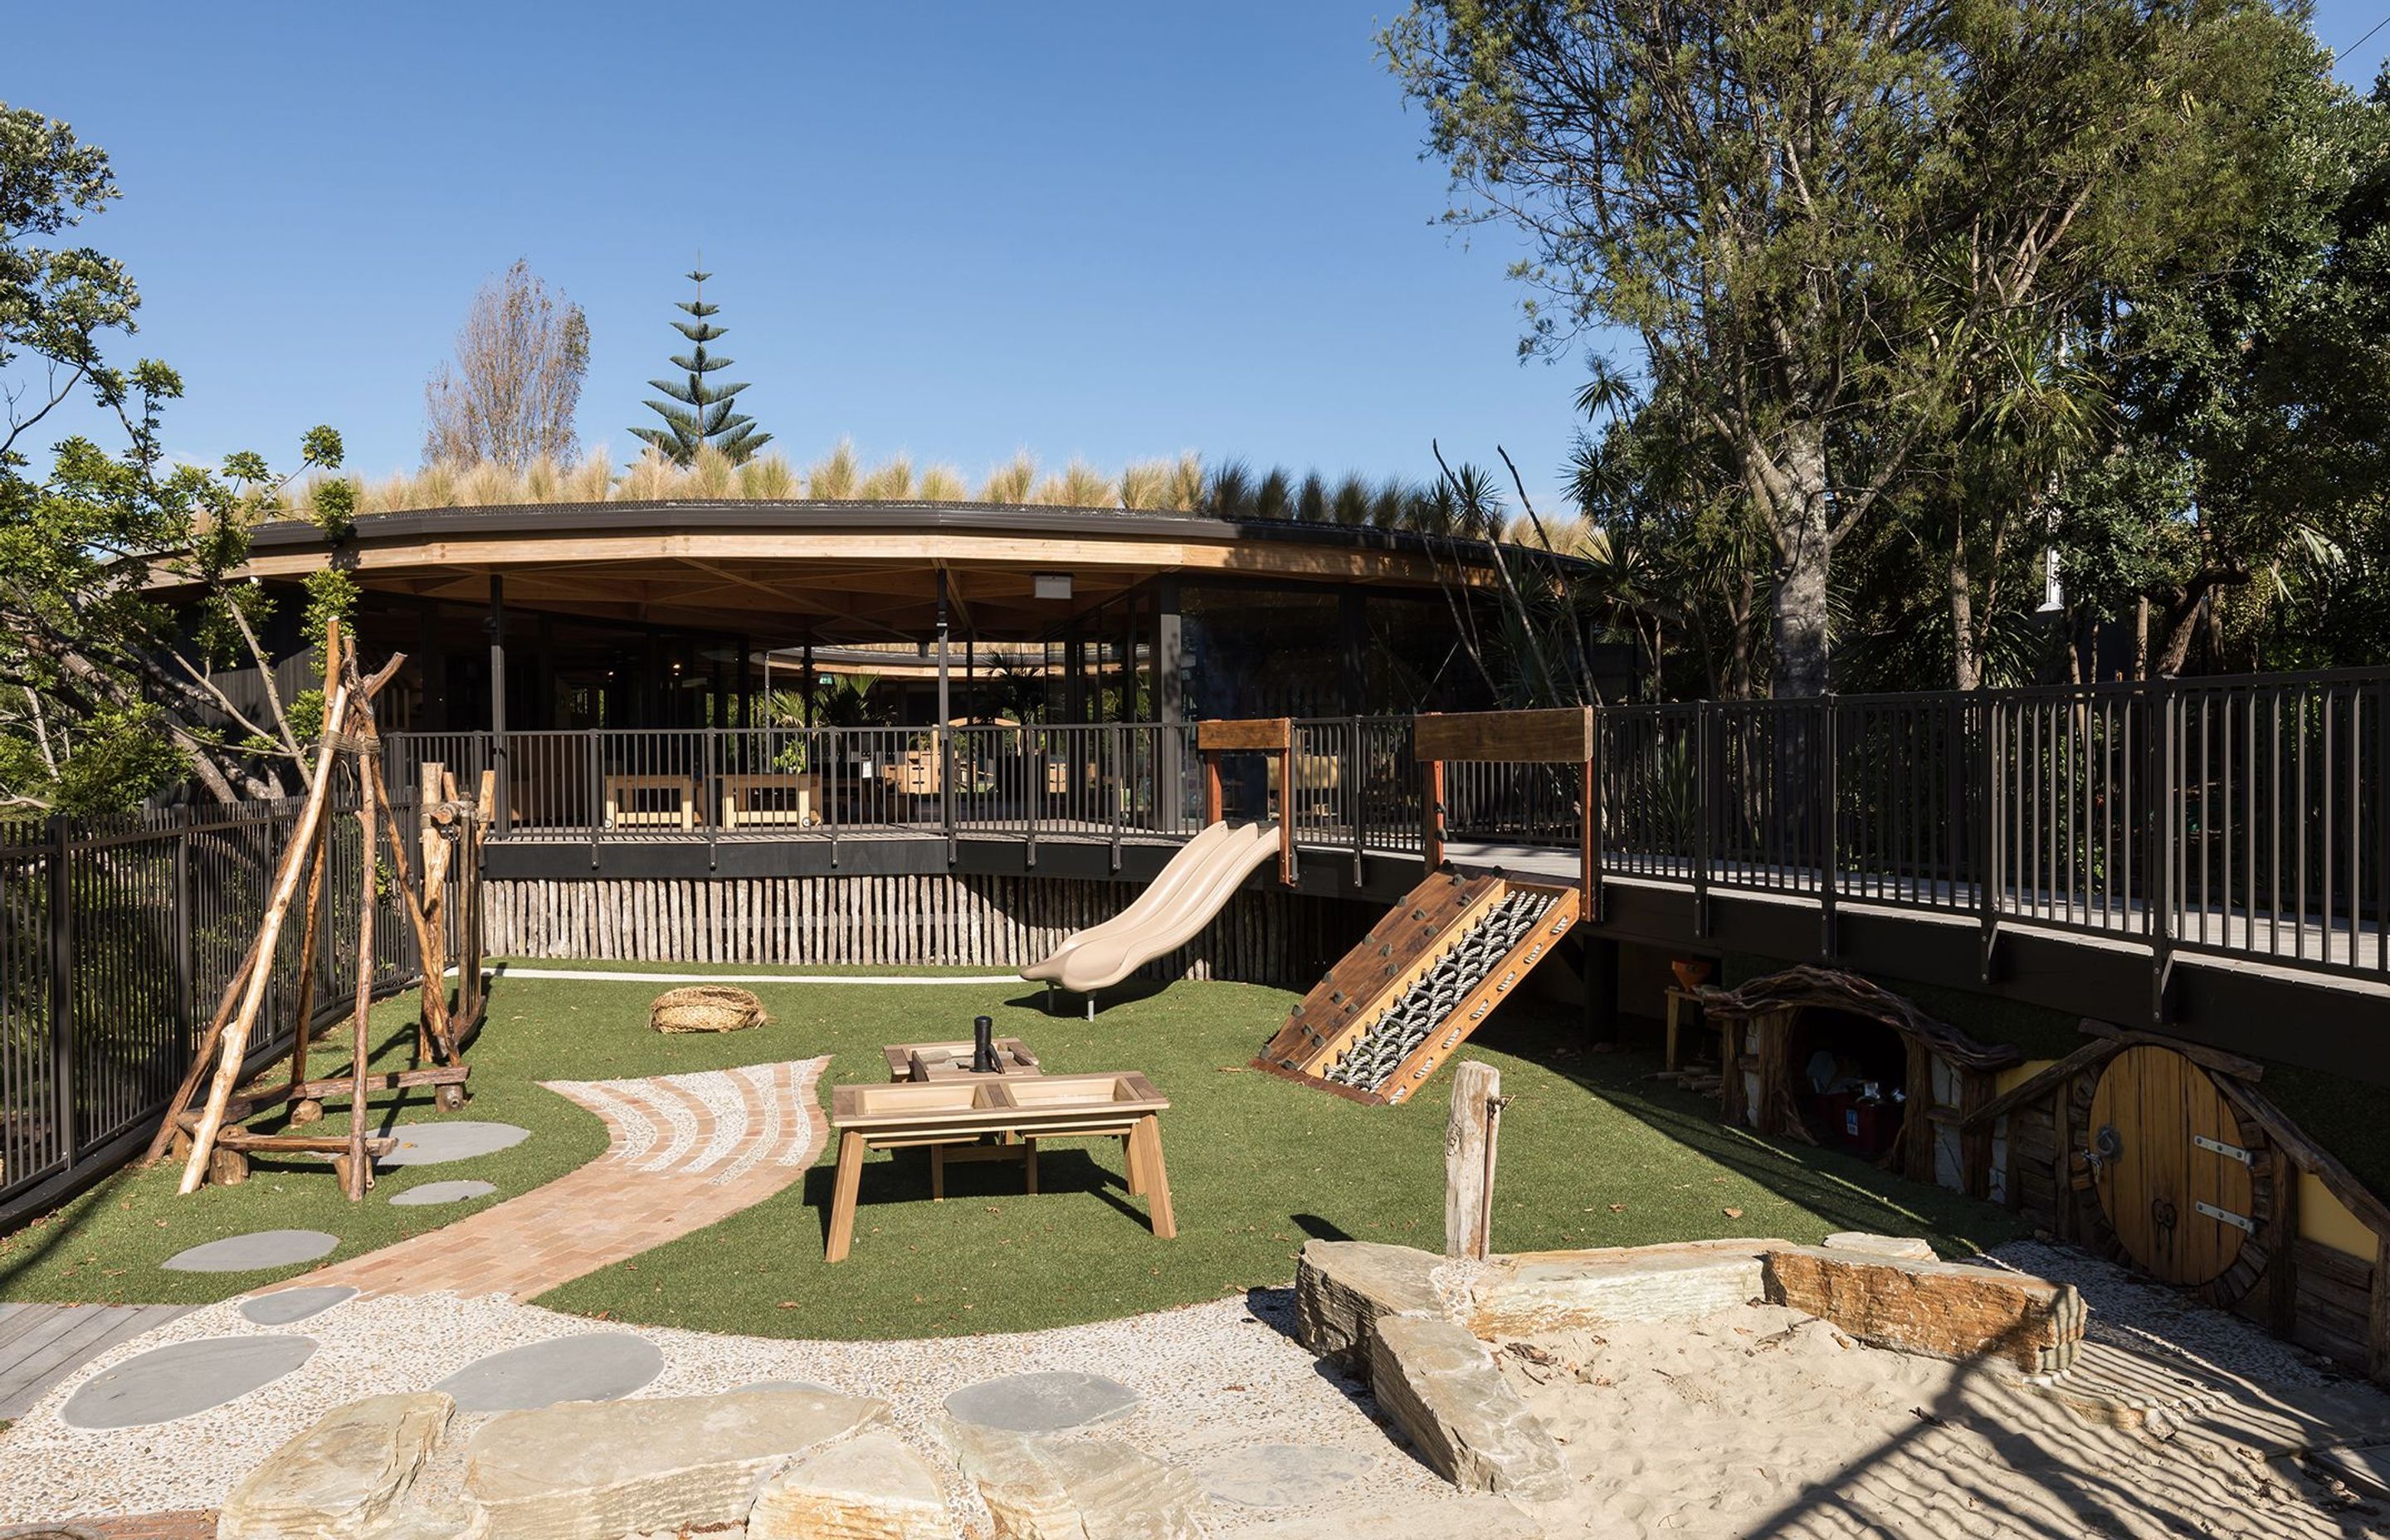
[880,1037,1042,1082]
[824,1072,1174,1262]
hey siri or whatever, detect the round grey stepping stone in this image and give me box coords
[1194,1444,1377,1508]
[944,1371,1140,1434]
[431,1333,664,1413]
[238,1285,358,1325]
[732,1378,835,1396]
[60,1335,316,1429]
[373,1121,529,1167]
[162,1229,339,1273]
[390,1179,499,1206]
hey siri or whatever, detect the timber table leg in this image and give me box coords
[1025,1140,1040,1196]
[827,1130,866,1263]
[930,1144,946,1201]
[1134,1115,1176,1239]
[1121,1133,1145,1196]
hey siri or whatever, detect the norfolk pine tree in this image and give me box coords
[631,268,769,465]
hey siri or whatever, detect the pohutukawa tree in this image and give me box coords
[632,268,769,466]
[1386,0,2300,695]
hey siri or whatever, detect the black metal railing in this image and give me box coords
[382,674,2388,990]
[0,779,443,1220]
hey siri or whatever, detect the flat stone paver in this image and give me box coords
[388,1180,497,1207]
[734,1378,836,1395]
[59,1337,317,1430]
[161,1231,339,1274]
[944,1370,1141,1434]
[237,1287,357,1326]
[1193,1444,1377,1508]
[430,1333,663,1414]
[0,1304,193,1420]
[285,1060,827,1299]
[370,1122,529,1167]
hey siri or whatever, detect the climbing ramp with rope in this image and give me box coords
[1255,870,1580,1105]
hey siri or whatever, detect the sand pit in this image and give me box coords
[1491,1302,2381,1539]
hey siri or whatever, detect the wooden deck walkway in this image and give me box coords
[0,1303,192,1420]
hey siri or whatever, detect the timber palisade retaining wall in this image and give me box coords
[481,875,1380,987]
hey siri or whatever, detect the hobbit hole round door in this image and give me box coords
[2088,1045,2254,1287]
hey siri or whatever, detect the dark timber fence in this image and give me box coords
[0,783,430,1224]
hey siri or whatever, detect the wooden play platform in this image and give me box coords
[824,1071,1174,1262]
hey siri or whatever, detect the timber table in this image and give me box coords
[603,773,702,830]
[880,1036,1046,1195]
[824,1072,1174,1262]
[719,772,821,830]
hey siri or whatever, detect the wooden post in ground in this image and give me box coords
[1445,1060,1504,1260]
[284,834,331,1124]
[344,728,378,1201]
[1423,755,1446,870]
[177,680,352,1195]
[417,760,449,1064]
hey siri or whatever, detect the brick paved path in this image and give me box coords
[275,1058,828,1300]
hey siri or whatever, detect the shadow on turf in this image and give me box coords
[797,1143,1158,1251]
[1478,1006,2005,1251]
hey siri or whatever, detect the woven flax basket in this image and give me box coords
[649,984,769,1035]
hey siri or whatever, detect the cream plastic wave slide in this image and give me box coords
[1021,820,1280,1011]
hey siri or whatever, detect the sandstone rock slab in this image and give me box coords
[1466,1240,1766,1337]
[465,1387,887,1540]
[1294,1240,1444,1369]
[946,1420,1209,1540]
[1820,1232,1938,1262]
[1367,1315,1567,1503]
[1763,1245,2085,1375]
[218,1391,454,1540]
[747,1430,948,1540]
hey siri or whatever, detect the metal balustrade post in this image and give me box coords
[587,727,602,869]
[173,821,193,1057]
[1819,698,1838,961]
[2150,681,2177,1023]
[706,729,721,870]
[1979,698,2000,980]
[1349,718,1366,886]
[1693,704,1713,937]
[942,726,957,865]
[47,814,75,1165]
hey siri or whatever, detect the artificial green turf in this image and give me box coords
[0,965,2023,1336]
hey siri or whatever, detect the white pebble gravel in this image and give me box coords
[0,1286,1437,1534]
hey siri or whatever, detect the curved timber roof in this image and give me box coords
[166,499,1520,641]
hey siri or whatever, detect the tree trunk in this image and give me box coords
[1950,524,1980,691]
[1763,426,1833,699]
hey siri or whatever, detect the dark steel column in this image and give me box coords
[486,574,509,832]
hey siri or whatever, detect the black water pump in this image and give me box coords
[972,1014,998,1075]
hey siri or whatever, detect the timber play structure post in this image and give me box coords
[1445,1060,1505,1258]
[1193,717,1295,885]
[153,619,487,1197]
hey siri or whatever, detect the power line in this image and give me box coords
[2345,12,2390,56]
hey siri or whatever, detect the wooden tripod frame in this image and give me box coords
[144,620,489,1199]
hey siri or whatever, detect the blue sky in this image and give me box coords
[10,2,2389,509]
